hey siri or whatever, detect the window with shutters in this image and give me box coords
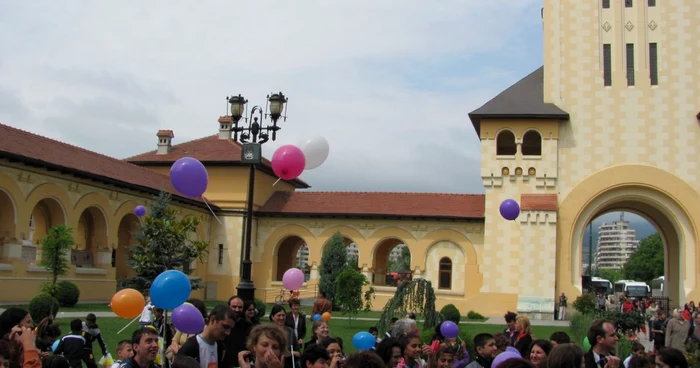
[625,0,633,7]
[603,44,612,86]
[603,0,610,8]
[438,257,452,289]
[648,0,656,6]
[649,43,658,85]
[626,44,635,86]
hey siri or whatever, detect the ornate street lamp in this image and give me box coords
[225,92,289,302]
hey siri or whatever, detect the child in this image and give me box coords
[623,343,645,368]
[54,319,87,368]
[110,340,134,368]
[82,314,109,368]
[369,327,381,344]
[139,297,154,327]
[466,333,497,368]
[433,345,458,368]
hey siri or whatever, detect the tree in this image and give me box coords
[388,245,410,272]
[377,279,439,334]
[334,267,375,325]
[124,191,209,293]
[597,269,624,283]
[319,232,347,303]
[347,254,359,269]
[39,225,75,293]
[623,233,663,283]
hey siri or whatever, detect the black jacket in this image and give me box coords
[584,349,616,368]
[82,323,108,355]
[54,334,86,368]
[285,313,307,341]
[118,357,161,368]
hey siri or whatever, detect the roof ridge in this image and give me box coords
[123,133,229,160]
[0,122,174,182]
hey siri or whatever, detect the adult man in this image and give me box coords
[559,293,568,320]
[178,305,235,368]
[503,312,518,345]
[221,296,252,368]
[119,327,161,368]
[584,320,620,368]
[311,292,332,320]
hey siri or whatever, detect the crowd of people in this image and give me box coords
[0,292,694,368]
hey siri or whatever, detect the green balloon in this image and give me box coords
[582,337,592,351]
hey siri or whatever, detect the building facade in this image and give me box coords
[1,0,699,318]
[595,217,640,270]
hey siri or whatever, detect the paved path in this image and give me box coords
[0,308,570,327]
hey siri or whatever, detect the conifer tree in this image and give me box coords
[319,232,347,303]
[124,191,209,292]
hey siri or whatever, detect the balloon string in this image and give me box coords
[201,196,223,224]
[273,178,281,186]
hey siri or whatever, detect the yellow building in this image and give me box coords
[1,0,699,319]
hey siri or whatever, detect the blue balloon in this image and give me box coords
[312,314,322,322]
[51,340,60,352]
[150,270,191,310]
[352,331,376,351]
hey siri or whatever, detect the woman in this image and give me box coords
[270,304,301,367]
[306,320,330,348]
[665,309,690,352]
[655,348,687,368]
[513,316,533,358]
[0,308,39,368]
[238,325,286,368]
[545,343,583,368]
[165,298,207,362]
[321,337,345,368]
[645,301,658,340]
[376,338,403,368]
[244,300,261,326]
[285,298,306,346]
[526,340,552,367]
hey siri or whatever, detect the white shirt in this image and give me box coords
[139,303,154,324]
[196,335,218,368]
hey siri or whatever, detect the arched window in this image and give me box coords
[496,130,517,155]
[438,257,452,289]
[522,130,542,156]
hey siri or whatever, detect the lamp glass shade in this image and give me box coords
[230,101,245,118]
[268,94,285,116]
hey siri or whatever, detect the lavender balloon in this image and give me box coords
[492,351,521,368]
[134,205,146,217]
[172,303,204,334]
[282,268,305,290]
[170,157,209,197]
[439,321,459,339]
[499,199,520,221]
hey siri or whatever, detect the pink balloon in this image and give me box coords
[282,268,305,290]
[272,145,306,181]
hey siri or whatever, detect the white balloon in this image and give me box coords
[298,136,330,170]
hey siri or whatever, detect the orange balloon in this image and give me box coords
[322,312,331,322]
[111,288,146,319]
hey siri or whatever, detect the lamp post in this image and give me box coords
[227,92,289,302]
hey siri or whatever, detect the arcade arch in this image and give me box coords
[558,165,700,307]
[275,235,308,281]
[115,213,140,283]
[74,206,108,267]
[372,237,411,286]
[0,189,16,243]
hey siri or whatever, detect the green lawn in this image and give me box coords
[54,317,569,359]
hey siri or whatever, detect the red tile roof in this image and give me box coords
[258,191,486,219]
[125,131,309,188]
[520,194,558,211]
[0,123,212,208]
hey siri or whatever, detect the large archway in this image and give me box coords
[26,198,66,263]
[116,214,140,283]
[558,165,700,307]
[274,235,308,281]
[0,189,16,244]
[371,237,411,286]
[75,206,108,268]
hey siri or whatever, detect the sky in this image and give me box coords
[0,1,547,194]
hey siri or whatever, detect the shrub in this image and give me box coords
[569,312,595,346]
[254,298,266,318]
[55,281,80,307]
[440,304,461,324]
[572,293,597,314]
[28,294,59,322]
[467,311,485,320]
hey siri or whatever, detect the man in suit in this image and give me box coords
[286,297,306,345]
[584,319,621,368]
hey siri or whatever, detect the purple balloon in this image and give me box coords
[134,205,146,217]
[282,268,305,290]
[492,351,521,368]
[170,157,209,197]
[440,321,459,339]
[171,303,205,334]
[499,199,520,221]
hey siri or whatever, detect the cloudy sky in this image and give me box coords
[0,1,546,193]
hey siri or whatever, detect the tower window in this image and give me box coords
[218,244,224,265]
[496,130,517,156]
[602,0,610,8]
[626,44,635,86]
[522,131,542,156]
[648,0,656,6]
[625,0,633,7]
[649,43,658,85]
[603,44,612,86]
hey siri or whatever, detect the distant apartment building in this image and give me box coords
[389,244,406,261]
[595,215,640,270]
[295,243,360,268]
